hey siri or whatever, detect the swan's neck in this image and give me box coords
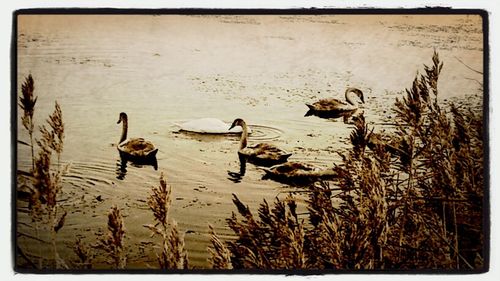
[239,122,248,150]
[120,119,128,143]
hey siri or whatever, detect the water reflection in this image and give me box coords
[115,155,158,180]
[227,154,247,183]
[116,158,127,180]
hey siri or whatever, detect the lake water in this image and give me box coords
[16,14,483,269]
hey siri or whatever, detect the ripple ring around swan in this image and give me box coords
[245,124,284,141]
[172,121,285,142]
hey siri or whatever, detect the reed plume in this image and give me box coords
[148,172,172,227]
[21,96,68,269]
[31,102,66,211]
[207,225,233,269]
[145,173,189,269]
[73,237,94,269]
[163,220,189,269]
[222,194,308,269]
[41,101,64,163]
[19,74,37,171]
[96,205,127,269]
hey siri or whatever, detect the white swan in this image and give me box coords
[229,118,291,166]
[117,112,158,159]
[175,118,251,134]
[305,87,365,117]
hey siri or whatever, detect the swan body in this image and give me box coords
[367,132,404,156]
[305,87,365,117]
[175,118,251,134]
[229,118,291,166]
[262,162,338,185]
[117,112,158,159]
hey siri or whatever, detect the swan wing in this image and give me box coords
[250,143,291,160]
[273,162,315,174]
[239,143,291,166]
[263,162,338,185]
[118,138,157,157]
[309,98,357,112]
[269,162,336,177]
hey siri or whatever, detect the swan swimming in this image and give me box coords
[305,87,365,118]
[261,162,338,185]
[117,112,158,160]
[175,118,251,134]
[229,118,291,166]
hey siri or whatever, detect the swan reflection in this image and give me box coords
[227,154,247,183]
[115,154,158,180]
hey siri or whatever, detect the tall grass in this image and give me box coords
[209,52,485,270]
[207,225,233,269]
[210,194,307,269]
[95,205,127,269]
[19,74,37,171]
[18,75,68,269]
[73,237,94,269]
[144,173,189,269]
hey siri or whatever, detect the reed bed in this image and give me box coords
[144,173,189,269]
[72,237,94,269]
[209,52,485,271]
[19,74,36,171]
[95,205,127,269]
[17,75,68,269]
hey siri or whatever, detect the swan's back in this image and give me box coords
[270,162,315,174]
[307,98,357,112]
[239,143,291,166]
[263,162,338,185]
[306,88,364,115]
[118,138,158,158]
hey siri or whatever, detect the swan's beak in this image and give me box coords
[228,124,236,131]
[117,118,121,124]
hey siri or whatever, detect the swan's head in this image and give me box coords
[345,88,365,105]
[117,112,128,124]
[229,118,245,130]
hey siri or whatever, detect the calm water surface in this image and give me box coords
[16,15,483,268]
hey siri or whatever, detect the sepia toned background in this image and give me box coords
[15,13,484,269]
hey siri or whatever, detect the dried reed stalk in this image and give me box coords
[19,74,37,171]
[96,205,127,269]
[207,225,233,269]
[73,237,94,269]
[145,173,189,269]
[20,92,68,269]
[164,220,189,269]
[210,52,484,271]
[221,194,308,269]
